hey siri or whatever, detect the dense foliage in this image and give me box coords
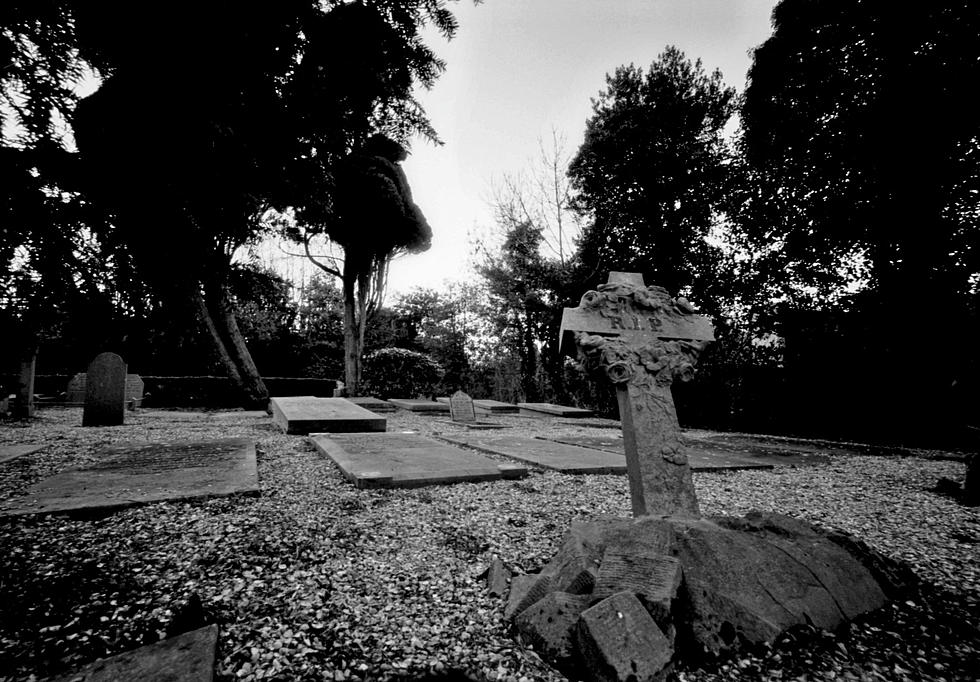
[361,347,444,399]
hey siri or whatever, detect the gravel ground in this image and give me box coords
[0,408,977,682]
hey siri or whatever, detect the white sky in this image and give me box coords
[386,0,780,297]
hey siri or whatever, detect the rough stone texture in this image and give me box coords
[473,399,519,414]
[82,352,127,427]
[0,439,259,518]
[0,444,44,464]
[14,354,36,419]
[514,592,592,666]
[387,398,449,413]
[125,374,145,408]
[311,433,526,488]
[486,558,512,598]
[449,390,477,423]
[593,550,682,630]
[517,402,594,418]
[503,573,555,621]
[270,396,386,435]
[559,272,713,519]
[673,512,888,655]
[439,434,626,475]
[48,624,218,682]
[575,591,674,682]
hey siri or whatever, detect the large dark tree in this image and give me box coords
[568,46,737,302]
[2,1,456,406]
[740,0,980,442]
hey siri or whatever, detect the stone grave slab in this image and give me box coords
[49,624,218,682]
[539,435,813,471]
[0,438,259,518]
[387,398,450,413]
[0,444,44,464]
[311,432,527,488]
[348,396,397,413]
[440,434,627,475]
[474,399,519,414]
[517,402,594,418]
[270,396,386,435]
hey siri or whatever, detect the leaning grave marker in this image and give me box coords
[0,438,259,518]
[501,272,908,681]
[82,352,128,426]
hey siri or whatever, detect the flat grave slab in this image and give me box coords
[270,396,386,435]
[387,398,450,413]
[539,435,832,470]
[312,433,526,488]
[348,396,397,413]
[0,438,259,518]
[517,402,594,418]
[440,434,627,475]
[49,624,218,682]
[0,444,44,464]
[474,399,519,414]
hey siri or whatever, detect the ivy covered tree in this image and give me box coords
[568,46,737,304]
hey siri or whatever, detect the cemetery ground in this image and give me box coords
[0,408,977,682]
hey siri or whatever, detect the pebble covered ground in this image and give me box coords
[0,407,977,682]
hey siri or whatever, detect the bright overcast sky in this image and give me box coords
[387,0,780,297]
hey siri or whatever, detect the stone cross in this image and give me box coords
[82,352,127,427]
[559,272,714,518]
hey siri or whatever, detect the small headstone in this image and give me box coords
[449,390,477,423]
[48,624,218,682]
[82,352,127,427]
[125,374,145,409]
[13,353,36,419]
[66,372,87,403]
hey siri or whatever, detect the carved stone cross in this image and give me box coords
[559,272,714,518]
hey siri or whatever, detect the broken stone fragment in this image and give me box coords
[514,591,592,667]
[673,513,889,656]
[503,573,554,621]
[575,591,673,682]
[592,549,682,636]
[486,557,512,599]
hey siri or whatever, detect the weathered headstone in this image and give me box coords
[125,374,145,409]
[559,271,713,518]
[82,352,127,426]
[66,372,87,403]
[13,352,36,419]
[448,390,477,423]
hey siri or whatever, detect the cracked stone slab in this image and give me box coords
[440,434,626,474]
[311,432,526,488]
[48,624,218,682]
[0,438,259,518]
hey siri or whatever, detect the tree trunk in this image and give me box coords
[197,281,269,408]
[342,269,361,395]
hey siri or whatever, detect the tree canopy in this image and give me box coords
[568,46,737,299]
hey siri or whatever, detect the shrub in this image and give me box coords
[361,348,444,399]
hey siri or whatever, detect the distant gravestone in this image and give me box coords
[125,374,145,409]
[449,390,477,423]
[13,352,36,419]
[66,372,87,403]
[82,352,127,427]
